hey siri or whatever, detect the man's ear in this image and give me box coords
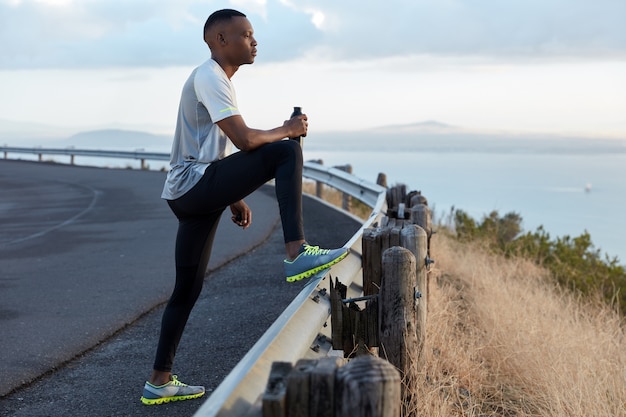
[206,31,226,48]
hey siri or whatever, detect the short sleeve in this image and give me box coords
[193,62,241,123]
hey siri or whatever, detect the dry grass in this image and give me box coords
[416,232,626,416]
[304,183,625,415]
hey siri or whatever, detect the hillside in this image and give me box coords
[62,129,172,151]
[418,232,625,416]
[311,128,626,154]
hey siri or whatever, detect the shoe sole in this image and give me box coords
[286,250,349,283]
[140,391,205,405]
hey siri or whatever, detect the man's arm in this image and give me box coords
[217,114,308,152]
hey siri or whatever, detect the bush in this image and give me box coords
[452,209,626,315]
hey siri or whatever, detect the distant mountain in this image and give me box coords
[370,120,457,133]
[3,119,625,156]
[62,129,172,151]
[0,120,174,150]
[310,122,626,154]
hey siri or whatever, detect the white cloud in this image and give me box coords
[0,0,624,69]
[0,0,624,137]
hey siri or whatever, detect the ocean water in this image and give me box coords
[8,137,624,264]
[303,149,626,264]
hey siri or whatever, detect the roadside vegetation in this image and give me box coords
[450,209,626,316]
[304,183,625,416]
[418,231,625,416]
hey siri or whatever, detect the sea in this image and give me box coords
[6,129,625,264]
[302,131,626,265]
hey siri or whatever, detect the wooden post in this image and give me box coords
[386,184,406,212]
[376,173,387,188]
[262,362,293,417]
[38,153,42,162]
[330,278,349,353]
[409,193,427,207]
[271,358,344,417]
[362,227,391,296]
[310,357,344,417]
[400,224,428,369]
[331,277,379,357]
[410,204,431,236]
[379,246,419,417]
[70,154,75,165]
[286,359,317,416]
[335,355,401,417]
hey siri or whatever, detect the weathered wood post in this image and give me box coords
[330,277,379,358]
[263,362,293,417]
[362,227,388,296]
[379,246,419,417]
[376,172,387,188]
[286,359,317,416]
[335,355,401,417]
[386,184,406,213]
[400,224,428,369]
[410,201,432,255]
[309,357,343,417]
[264,356,399,417]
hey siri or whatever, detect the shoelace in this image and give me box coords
[170,376,187,387]
[302,244,331,256]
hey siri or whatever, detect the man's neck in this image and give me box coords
[211,55,239,79]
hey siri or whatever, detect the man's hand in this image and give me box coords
[230,200,251,229]
[284,114,308,138]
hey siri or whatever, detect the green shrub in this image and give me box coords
[452,209,626,315]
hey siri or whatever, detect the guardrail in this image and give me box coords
[0,146,169,169]
[194,167,386,417]
[1,146,388,416]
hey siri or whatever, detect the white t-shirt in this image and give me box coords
[161,58,241,200]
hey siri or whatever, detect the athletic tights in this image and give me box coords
[153,139,304,372]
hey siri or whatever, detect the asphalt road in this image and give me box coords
[0,159,361,417]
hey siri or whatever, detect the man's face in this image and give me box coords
[223,16,257,66]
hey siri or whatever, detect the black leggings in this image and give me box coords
[153,140,304,372]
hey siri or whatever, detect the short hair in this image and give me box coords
[203,9,246,42]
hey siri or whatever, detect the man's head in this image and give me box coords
[203,9,257,67]
[203,9,246,44]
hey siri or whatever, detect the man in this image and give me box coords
[140,9,349,405]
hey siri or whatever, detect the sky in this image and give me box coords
[0,0,625,137]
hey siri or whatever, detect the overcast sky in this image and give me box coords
[1,0,625,136]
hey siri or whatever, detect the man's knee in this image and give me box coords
[280,139,303,162]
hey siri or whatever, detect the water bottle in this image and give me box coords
[290,106,303,146]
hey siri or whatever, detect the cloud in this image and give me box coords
[304,0,626,60]
[0,0,624,69]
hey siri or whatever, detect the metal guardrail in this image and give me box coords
[0,146,169,170]
[0,146,170,162]
[194,164,387,417]
[1,146,387,416]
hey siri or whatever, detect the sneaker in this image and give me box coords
[140,375,205,405]
[284,243,349,282]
